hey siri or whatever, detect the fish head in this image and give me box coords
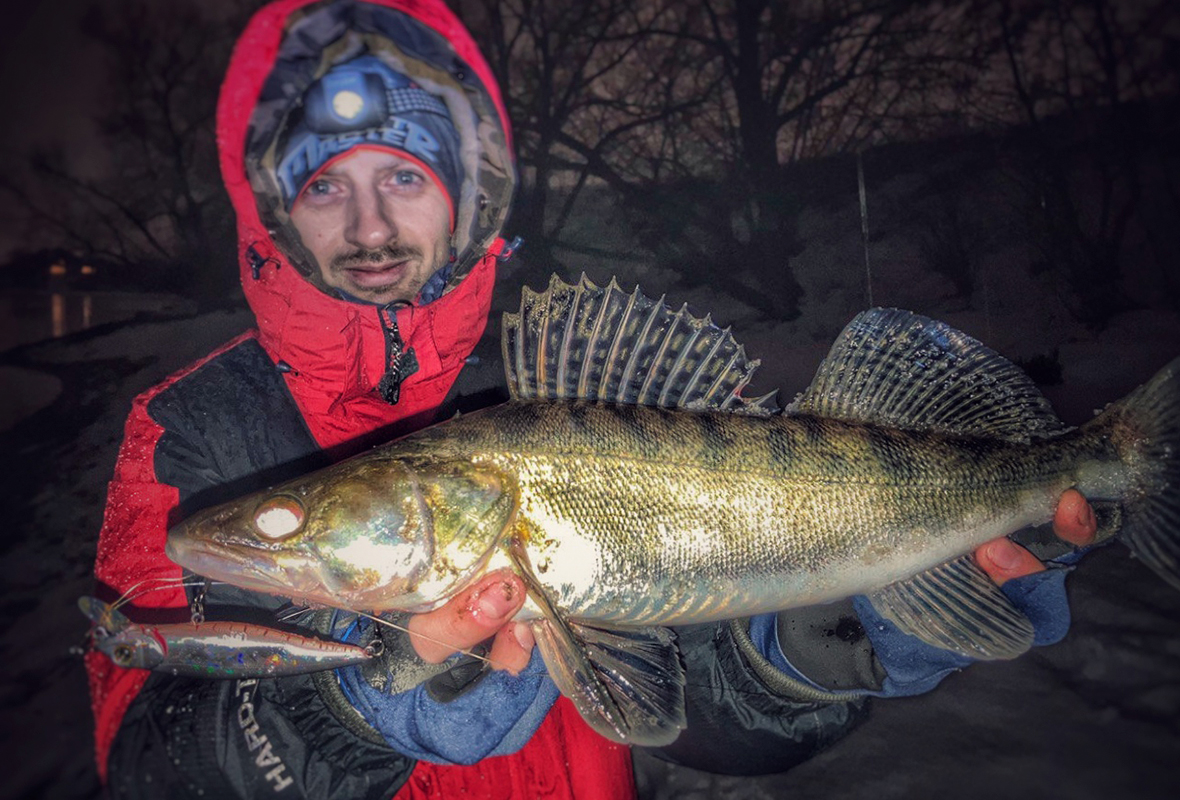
[166,454,516,613]
[95,627,166,670]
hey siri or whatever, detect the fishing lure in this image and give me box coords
[79,596,378,678]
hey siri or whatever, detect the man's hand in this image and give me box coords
[340,568,557,764]
[407,569,535,674]
[975,488,1097,586]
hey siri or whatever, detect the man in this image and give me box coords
[85,0,1096,796]
[86,3,625,797]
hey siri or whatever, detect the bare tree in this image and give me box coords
[968,0,1179,324]
[3,1,256,297]
[611,0,969,318]
[465,0,982,319]
[16,0,1169,323]
[457,0,714,278]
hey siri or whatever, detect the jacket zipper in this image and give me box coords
[376,305,419,405]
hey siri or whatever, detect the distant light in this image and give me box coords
[81,264,96,275]
[52,293,65,337]
[49,263,67,276]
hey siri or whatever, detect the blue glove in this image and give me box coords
[333,616,559,765]
[751,564,1075,699]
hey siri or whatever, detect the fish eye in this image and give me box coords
[112,645,134,666]
[254,495,306,540]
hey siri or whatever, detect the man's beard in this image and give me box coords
[327,244,429,300]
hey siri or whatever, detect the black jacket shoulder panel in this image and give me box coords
[147,338,328,514]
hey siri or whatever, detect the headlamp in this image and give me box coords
[303,70,389,133]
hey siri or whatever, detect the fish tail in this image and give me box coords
[1100,357,1180,589]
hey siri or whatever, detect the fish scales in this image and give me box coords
[399,399,1114,626]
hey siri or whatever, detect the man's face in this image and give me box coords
[289,147,452,305]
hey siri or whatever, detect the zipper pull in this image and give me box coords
[377,307,419,405]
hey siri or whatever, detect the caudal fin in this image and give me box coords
[1108,357,1180,589]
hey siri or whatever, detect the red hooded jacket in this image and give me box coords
[85,1,634,797]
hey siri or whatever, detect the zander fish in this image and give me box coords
[166,275,1180,745]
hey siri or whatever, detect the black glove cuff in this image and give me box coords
[729,618,867,703]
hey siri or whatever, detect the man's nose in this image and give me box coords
[345,186,396,250]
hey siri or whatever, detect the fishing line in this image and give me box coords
[276,605,320,624]
[353,609,498,668]
[111,575,221,610]
[110,575,195,608]
[111,576,183,609]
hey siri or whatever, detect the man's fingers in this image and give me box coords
[976,490,1096,588]
[975,538,1044,587]
[1053,488,1097,546]
[487,622,535,675]
[407,570,526,663]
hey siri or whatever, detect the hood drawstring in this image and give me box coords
[497,235,524,262]
[376,305,419,405]
[246,244,280,280]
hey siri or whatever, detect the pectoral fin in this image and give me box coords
[529,617,686,746]
[509,539,686,745]
[866,554,1034,660]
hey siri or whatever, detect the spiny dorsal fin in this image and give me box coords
[502,274,777,414]
[790,308,1065,442]
[866,554,1034,660]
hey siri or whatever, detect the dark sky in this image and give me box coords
[0,0,121,260]
[0,0,101,160]
[0,0,252,261]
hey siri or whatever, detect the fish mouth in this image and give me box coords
[165,533,307,599]
[166,521,372,610]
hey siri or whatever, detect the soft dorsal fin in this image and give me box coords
[502,274,777,414]
[790,308,1065,442]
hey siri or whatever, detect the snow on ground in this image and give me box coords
[0,366,62,432]
[2,284,1177,800]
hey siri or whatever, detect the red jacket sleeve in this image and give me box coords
[86,388,188,781]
